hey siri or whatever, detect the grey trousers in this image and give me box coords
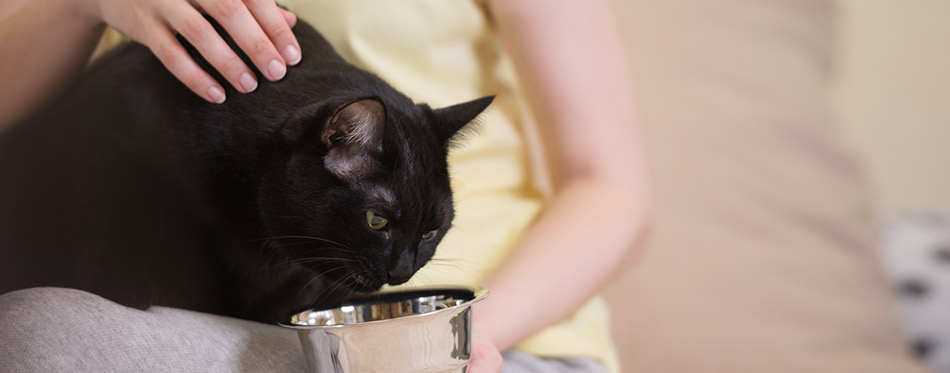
[0,288,605,373]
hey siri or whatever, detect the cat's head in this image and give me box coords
[259,94,493,292]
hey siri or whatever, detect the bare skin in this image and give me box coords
[468,1,651,371]
[0,0,299,128]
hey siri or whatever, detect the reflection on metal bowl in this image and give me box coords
[281,286,488,373]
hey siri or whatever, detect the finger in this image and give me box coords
[279,8,297,28]
[468,333,503,373]
[198,0,286,81]
[245,0,302,65]
[148,29,226,103]
[164,4,259,93]
[468,352,503,373]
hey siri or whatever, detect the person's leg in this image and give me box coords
[501,350,608,373]
[0,287,306,372]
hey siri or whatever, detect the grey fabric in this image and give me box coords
[0,287,306,372]
[502,350,607,373]
[0,288,605,373]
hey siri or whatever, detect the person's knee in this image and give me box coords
[0,288,122,370]
[0,287,105,317]
[0,287,132,332]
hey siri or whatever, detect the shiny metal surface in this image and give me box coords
[281,286,487,373]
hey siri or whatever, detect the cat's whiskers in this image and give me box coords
[425,257,479,272]
[297,246,361,258]
[261,256,356,271]
[254,235,355,251]
[291,273,324,305]
[260,214,304,220]
[308,270,359,308]
[405,272,435,288]
[335,274,361,302]
[254,236,360,273]
[291,265,349,305]
[420,262,479,279]
[428,257,478,266]
[421,273,439,288]
[443,225,492,247]
[271,240,355,252]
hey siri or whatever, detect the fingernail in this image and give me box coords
[268,59,286,81]
[240,72,258,93]
[284,45,301,66]
[208,86,226,104]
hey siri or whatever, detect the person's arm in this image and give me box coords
[469,0,651,370]
[0,0,299,129]
[0,0,105,128]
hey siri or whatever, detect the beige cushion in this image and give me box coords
[602,0,927,371]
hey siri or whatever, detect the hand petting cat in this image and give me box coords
[0,0,300,128]
[84,0,301,103]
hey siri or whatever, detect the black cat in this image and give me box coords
[0,19,492,323]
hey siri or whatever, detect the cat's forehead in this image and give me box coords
[385,111,443,179]
[361,184,396,206]
[356,162,452,216]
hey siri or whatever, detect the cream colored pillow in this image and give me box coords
[602,0,927,371]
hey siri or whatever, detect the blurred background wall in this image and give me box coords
[835,0,950,211]
[602,0,946,371]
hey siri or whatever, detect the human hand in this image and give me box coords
[467,329,502,373]
[82,0,300,103]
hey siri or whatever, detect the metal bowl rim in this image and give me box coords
[278,285,488,329]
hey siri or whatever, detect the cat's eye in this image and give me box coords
[421,230,437,240]
[366,211,388,230]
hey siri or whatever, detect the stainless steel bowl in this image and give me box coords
[281,286,488,373]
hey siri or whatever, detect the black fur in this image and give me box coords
[0,19,493,323]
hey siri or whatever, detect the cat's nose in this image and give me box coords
[388,250,415,284]
[387,269,412,285]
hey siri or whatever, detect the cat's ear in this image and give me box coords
[432,96,494,144]
[320,99,386,181]
[321,99,386,152]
